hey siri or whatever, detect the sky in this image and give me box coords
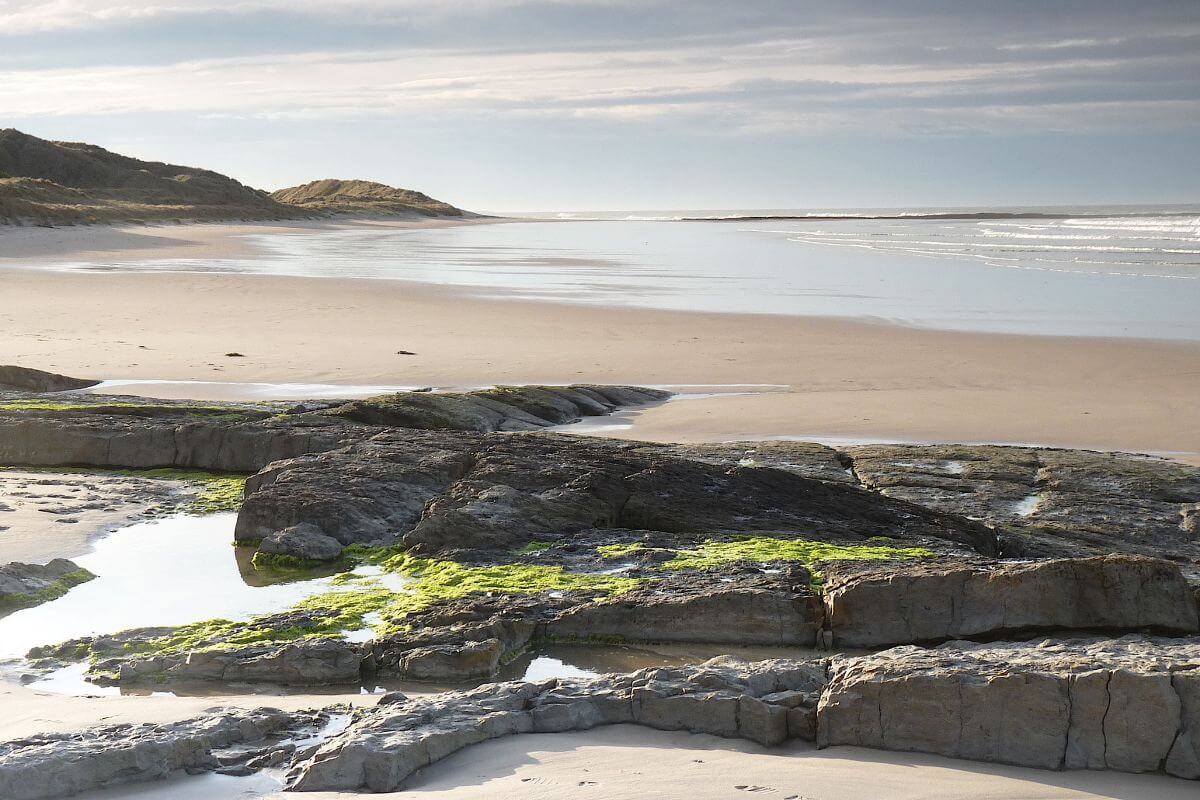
[2,0,1198,212]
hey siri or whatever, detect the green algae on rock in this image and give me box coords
[597,537,935,572]
[596,543,649,559]
[350,548,641,631]
[0,566,95,613]
[658,536,935,571]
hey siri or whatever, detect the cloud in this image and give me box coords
[0,1,1196,139]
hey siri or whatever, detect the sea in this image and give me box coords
[50,205,1200,341]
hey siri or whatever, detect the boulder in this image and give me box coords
[257,523,344,562]
[823,556,1199,648]
[817,635,1200,779]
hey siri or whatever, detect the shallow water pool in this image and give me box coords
[0,513,406,660]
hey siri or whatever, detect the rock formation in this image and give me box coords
[822,555,1200,647]
[0,558,94,612]
[287,657,826,792]
[817,635,1200,779]
[0,707,330,800]
[0,366,98,393]
[3,383,1200,790]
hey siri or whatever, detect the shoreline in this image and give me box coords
[1,219,1198,462]
[0,215,506,264]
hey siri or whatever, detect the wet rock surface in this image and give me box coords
[258,523,346,562]
[848,444,1200,574]
[0,707,327,800]
[817,635,1200,779]
[287,657,826,792]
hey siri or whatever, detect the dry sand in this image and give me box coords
[1,219,1198,461]
[373,725,1200,800]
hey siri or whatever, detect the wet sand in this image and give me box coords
[0,469,190,564]
[1,221,1198,461]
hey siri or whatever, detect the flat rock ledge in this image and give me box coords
[0,707,329,800]
[287,657,826,792]
[818,635,1200,779]
[822,554,1200,648]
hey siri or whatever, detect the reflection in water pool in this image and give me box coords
[72,772,283,800]
[0,513,408,660]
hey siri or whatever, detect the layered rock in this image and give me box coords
[0,707,317,800]
[327,384,669,431]
[823,555,1200,648]
[546,567,824,646]
[287,657,826,792]
[816,635,1200,779]
[0,405,350,473]
[113,638,363,686]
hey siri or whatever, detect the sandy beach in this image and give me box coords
[2,220,1198,462]
[3,220,1200,800]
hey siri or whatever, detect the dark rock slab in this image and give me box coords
[847,444,1200,572]
[241,431,997,557]
[324,384,670,432]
